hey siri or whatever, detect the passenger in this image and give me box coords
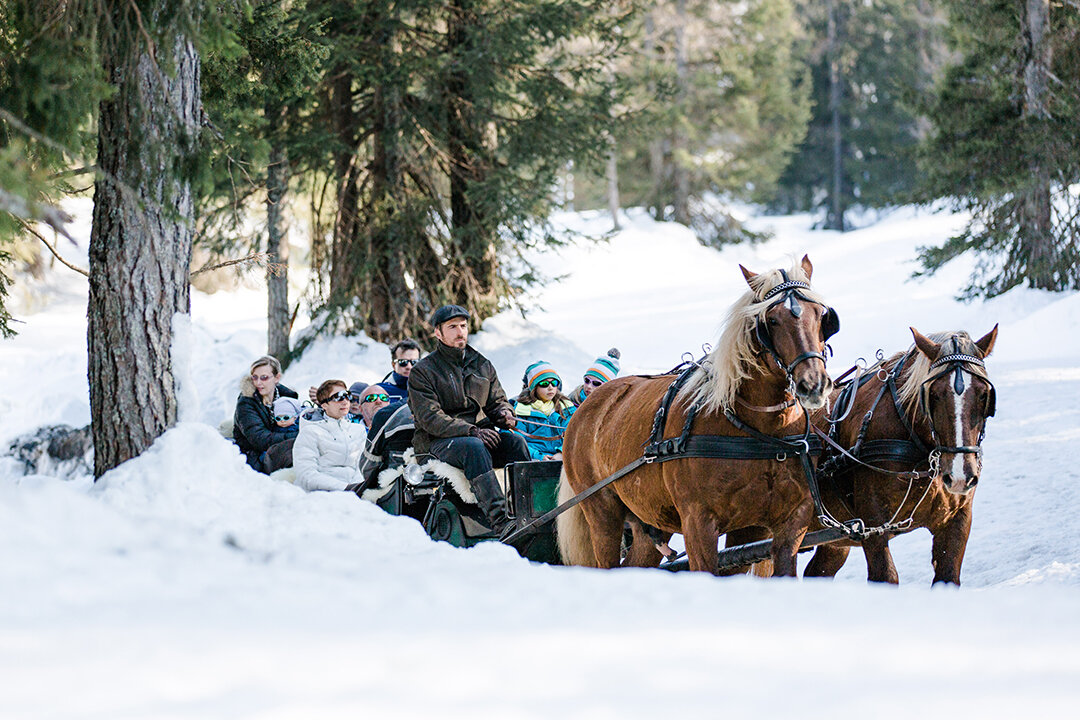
[233,355,300,473]
[408,304,529,537]
[264,397,304,472]
[513,361,576,460]
[347,381,369,423]
[358,384,393,429]
[380,339,422,401]
[292,379,366,492]
[569,348,621,406]
[358,401,415,487]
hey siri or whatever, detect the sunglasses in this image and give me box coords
[583,377,603,387]
[394,358,417,367]
[535,379,560,389]
[272,414,295,423]
[251,374,275,382]
[322,390,352,404]
[363,393,391,404]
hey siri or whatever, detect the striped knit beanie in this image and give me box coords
[584,348,621,384]
[523,361,561,391]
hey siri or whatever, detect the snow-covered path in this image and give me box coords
[2,207,1079,717]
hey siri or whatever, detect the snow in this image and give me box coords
[3,204,1080,717]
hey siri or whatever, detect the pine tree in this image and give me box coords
[772,0,940,229]
[573,0,811,245]
[916,0,1080,296]
[199,0,327,362]
[303,0,626,342]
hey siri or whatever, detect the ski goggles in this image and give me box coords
[535,379,560,388]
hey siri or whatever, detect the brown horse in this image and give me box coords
[803,326,998,585]
[557,256,838,575]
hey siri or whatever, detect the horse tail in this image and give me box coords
[556,467,597,567]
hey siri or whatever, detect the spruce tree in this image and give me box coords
[772,0,939,229]
[916,0,1080,296]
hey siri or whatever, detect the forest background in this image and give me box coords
[1,0,1079,476]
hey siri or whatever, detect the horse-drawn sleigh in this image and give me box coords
[366,255,998,586]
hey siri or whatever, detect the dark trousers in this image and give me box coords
[428,432,530,481]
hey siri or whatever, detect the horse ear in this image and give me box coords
[910,327,941,359]
[975,324,998,358]
[739,265,757,286]
[800,254,813,281]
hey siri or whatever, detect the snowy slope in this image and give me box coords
[2,206,1079,718]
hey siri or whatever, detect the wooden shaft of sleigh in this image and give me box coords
[661,528,849,573]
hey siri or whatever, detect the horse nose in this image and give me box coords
[966,475,979,489]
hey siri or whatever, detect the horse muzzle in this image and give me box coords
[794,370,833,411]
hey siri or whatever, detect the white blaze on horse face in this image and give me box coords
[949,369,970,483]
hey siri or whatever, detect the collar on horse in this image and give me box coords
[755,271,840,377]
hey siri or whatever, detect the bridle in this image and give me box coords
[918,336,996,466]
[754,271,840,379]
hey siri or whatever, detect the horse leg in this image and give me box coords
[803,543,851,578]
[622,516,665,568]
[681,507,721,574]
[931,505,972,586]
[580,492,628,569]
[862,534,899,584]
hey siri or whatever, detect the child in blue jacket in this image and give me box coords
[513,361,576,460]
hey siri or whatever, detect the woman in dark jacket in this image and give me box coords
[233,355,299,472]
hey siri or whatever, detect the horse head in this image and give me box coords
[741,255,838,411]
[910,325,998,495]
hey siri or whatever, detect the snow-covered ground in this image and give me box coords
[2,205,1079,718]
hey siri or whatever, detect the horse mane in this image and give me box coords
[678,260,828,415]
[894,330,978,413]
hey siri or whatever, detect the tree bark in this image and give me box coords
[644,10,665,221]
[1020,0,1055,288]
[672,0,690,226]
[825,0,846,231]
[446,0,498,322]
[607,139,620,231]
[265,121,291,361]
[329,67,363,304]
[88,28,200,478]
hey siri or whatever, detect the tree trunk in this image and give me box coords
[446,0,498,322]
[824,0,846,232]
[265,123,291,361]
[329,67,363,305]
[672,0,690,226]
[644,11,665,221]
[1020,0,1056,289]
[88,28,200,478]
[607,139,620,231]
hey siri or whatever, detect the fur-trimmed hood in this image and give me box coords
[239,375,298,402]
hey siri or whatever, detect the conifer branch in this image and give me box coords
[16,218,89,277]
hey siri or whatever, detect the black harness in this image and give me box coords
[502,277,851,547]
[817,339,996,510]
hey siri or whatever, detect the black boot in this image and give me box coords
[469,470,513,536]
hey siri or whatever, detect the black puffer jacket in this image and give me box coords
[233,377,299,469]
[407,342,512,454]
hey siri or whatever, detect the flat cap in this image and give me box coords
[430,304,470,327]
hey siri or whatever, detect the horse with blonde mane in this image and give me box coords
[803,326,998,585]
[557,256,838,575]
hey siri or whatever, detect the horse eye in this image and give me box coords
[767,317,780,326]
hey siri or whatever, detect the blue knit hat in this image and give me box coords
[523,361,561,391]
[584,348,621,384]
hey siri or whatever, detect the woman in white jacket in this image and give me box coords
[293,380,368,491]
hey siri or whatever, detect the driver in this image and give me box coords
[407,305,529,536]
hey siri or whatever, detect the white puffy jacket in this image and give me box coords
[292,414,367,491]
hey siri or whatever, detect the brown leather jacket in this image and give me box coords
[407,341,513,453]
